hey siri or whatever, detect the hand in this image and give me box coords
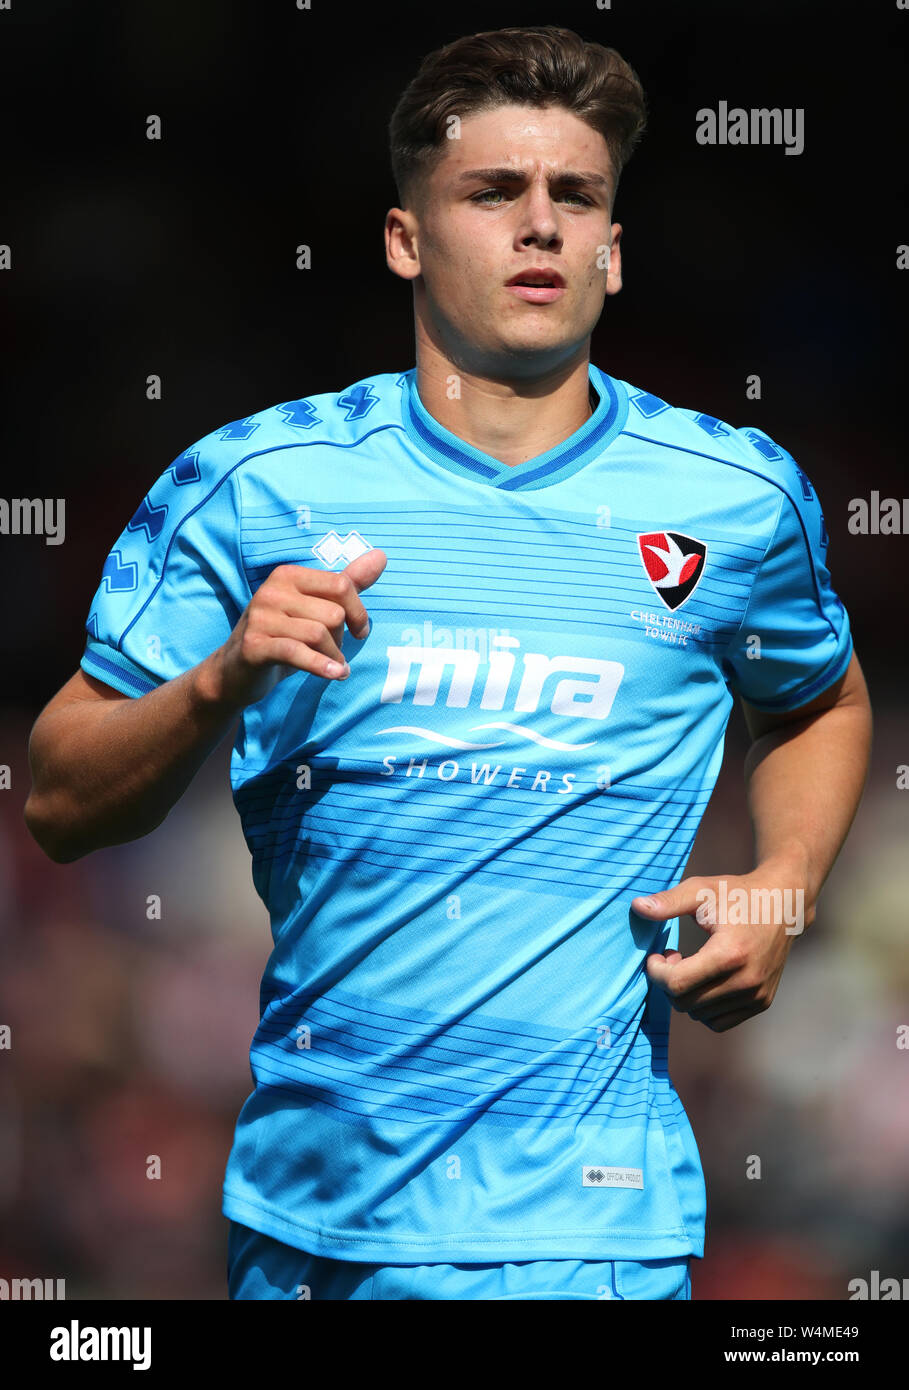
[631,865,813,1032]
[202,548,388,710]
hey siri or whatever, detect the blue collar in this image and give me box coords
[402,364,627,491]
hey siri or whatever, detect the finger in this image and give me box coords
[286,567,371,641]
[275,594,349,641]
[243,627,350,682]
[264,614,349,669]
[632,876,713,923]
[645,935,739,1000]
[275,552,386,640]
[643,950,682,985]
[338,548,388,637]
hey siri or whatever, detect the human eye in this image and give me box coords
[470,187,593,207]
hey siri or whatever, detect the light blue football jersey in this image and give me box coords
[81,365,852,1262]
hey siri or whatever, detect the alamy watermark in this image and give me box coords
[847,491,908,534]
[0,498,65,545]
[696,880,805,935]
[848,1270,909,1300]
[0,1276,66,1299]
[696,102,804,156]
[399,619,512,666]
[50,1322,151,1370]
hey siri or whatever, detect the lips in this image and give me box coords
[505,270,566,305]
[505,268,566,288]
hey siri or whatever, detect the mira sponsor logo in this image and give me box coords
[376,635,624,751]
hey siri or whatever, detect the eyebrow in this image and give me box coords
[454,166,611,193]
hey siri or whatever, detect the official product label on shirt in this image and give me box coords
[582,1166,644,1189]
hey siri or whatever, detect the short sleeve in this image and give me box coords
[81,442,250,698]
[722,449,853,711]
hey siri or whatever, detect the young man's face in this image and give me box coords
[388,102,622,379]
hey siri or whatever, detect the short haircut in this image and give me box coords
[388,25,648,215]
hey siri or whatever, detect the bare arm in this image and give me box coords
[24,551,387,863]
[740,649,872,912]
[632,650,872,1030]
[25,662,244,862]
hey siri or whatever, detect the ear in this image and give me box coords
[605,222,623,295]
[385,207,421,283]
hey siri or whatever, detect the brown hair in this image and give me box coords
[388,26,647,214]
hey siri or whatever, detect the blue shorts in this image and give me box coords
[227,1221,692,1300]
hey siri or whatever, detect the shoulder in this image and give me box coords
[185,370,410,473]
[132,372,410,534]
[604,369,817,510]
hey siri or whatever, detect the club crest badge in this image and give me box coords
[637,531,707,611]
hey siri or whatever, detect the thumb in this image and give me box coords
[631,876,712,922]
[343,547,388,593]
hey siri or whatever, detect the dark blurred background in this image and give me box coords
[0,0,906,1299]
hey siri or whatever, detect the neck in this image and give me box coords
[413,339,595,469]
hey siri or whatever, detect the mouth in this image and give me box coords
[504,270,566,304]
[505,269,565,288]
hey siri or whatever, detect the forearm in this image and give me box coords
[743,697,872,909]
[25,652,241,862]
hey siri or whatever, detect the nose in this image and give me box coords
[517,179,562,248]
